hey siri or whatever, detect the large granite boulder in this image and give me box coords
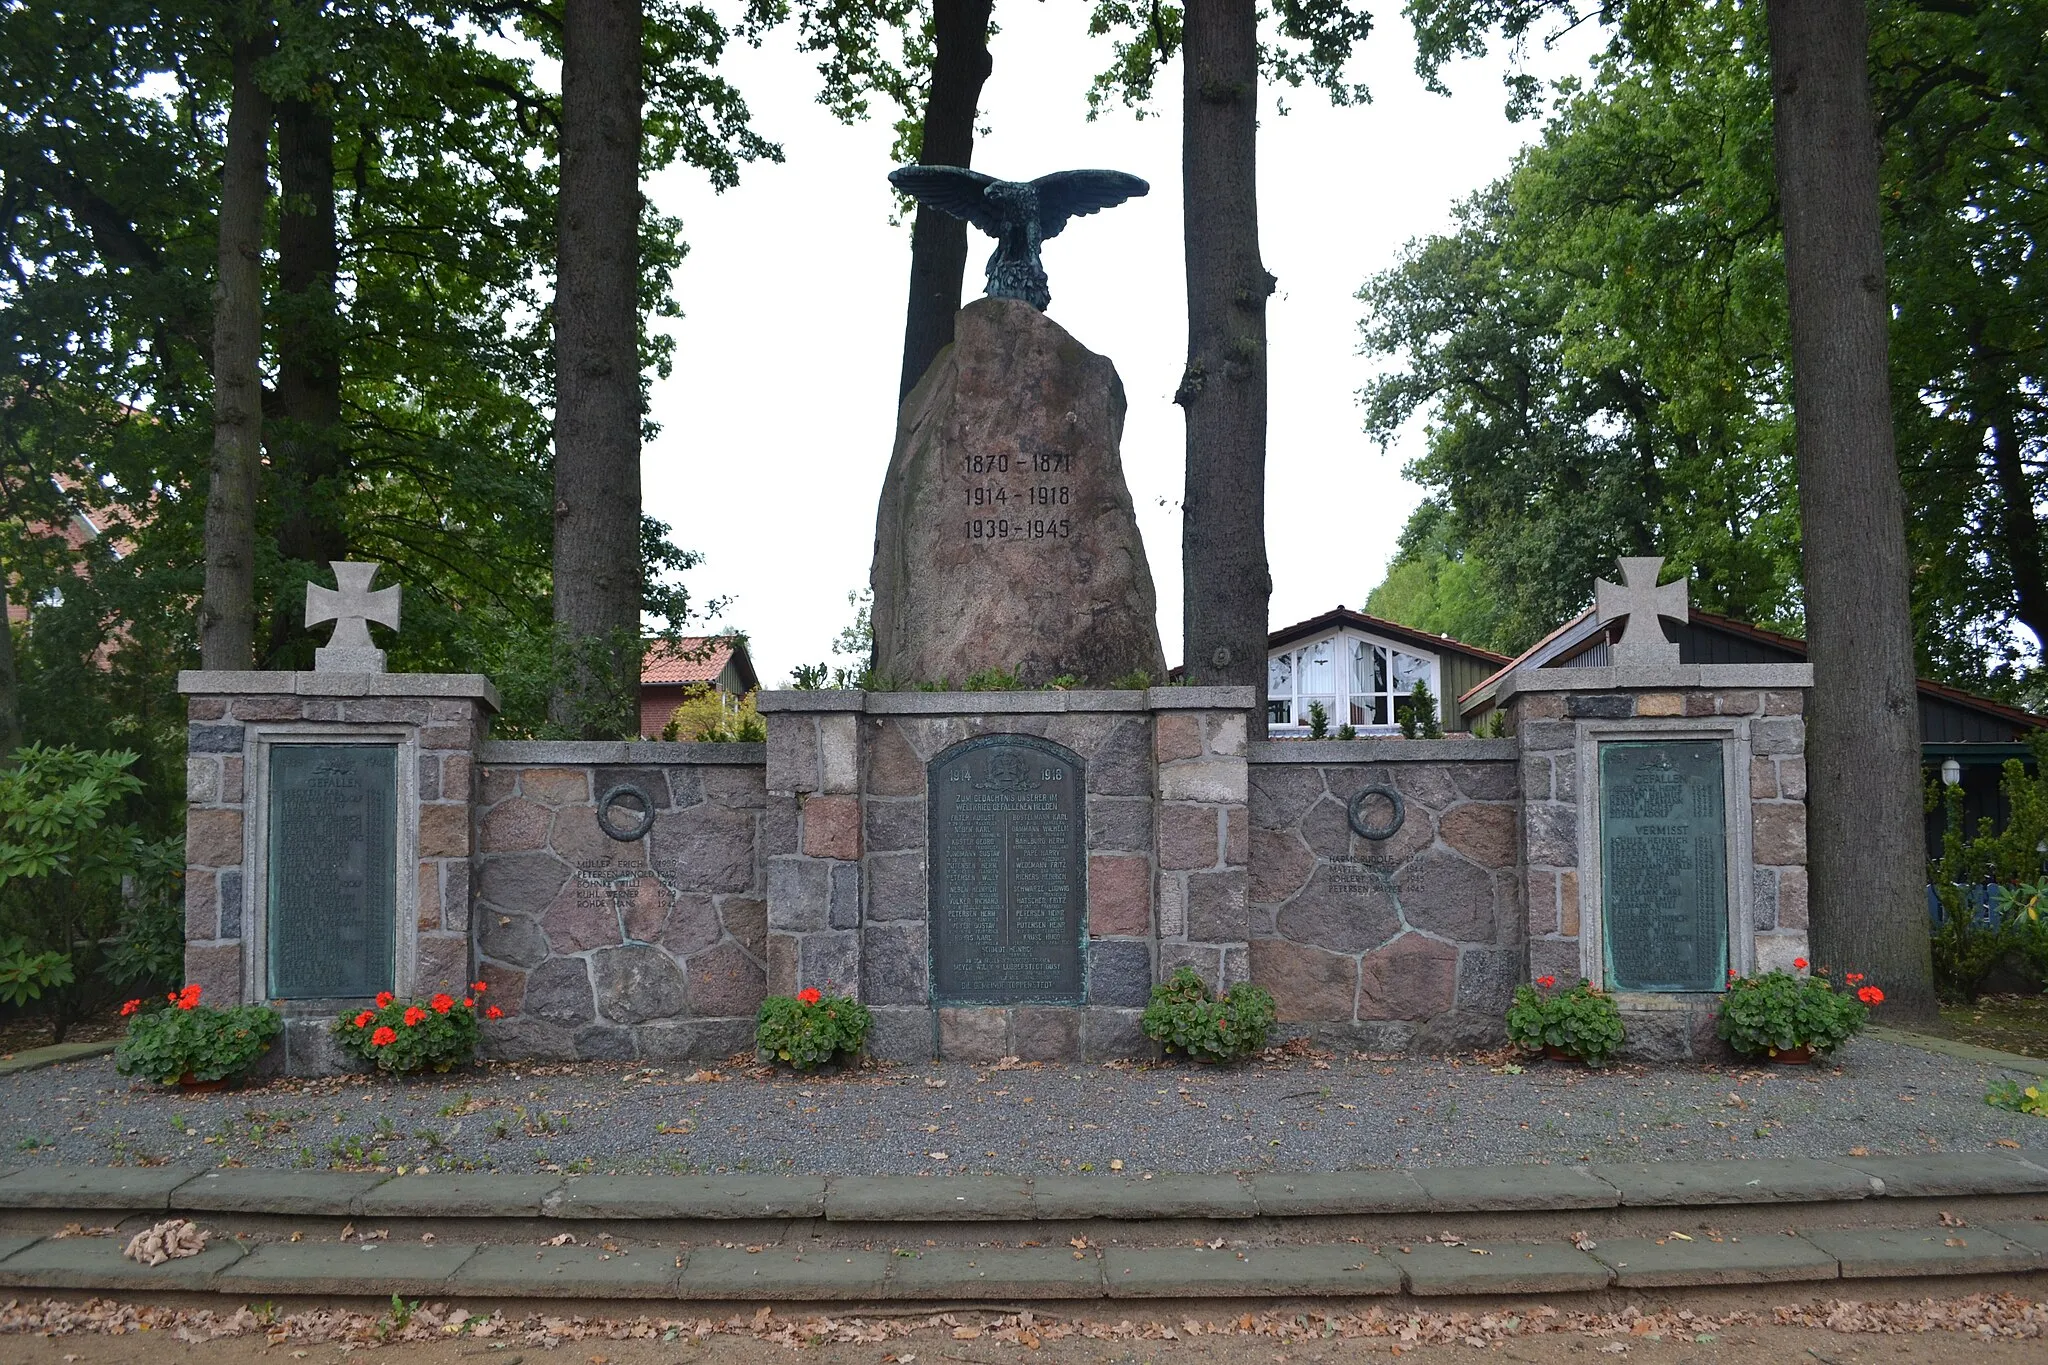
[870,297,1166,688]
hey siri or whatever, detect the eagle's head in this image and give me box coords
[983,181,1033,212]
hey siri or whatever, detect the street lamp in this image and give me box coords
[1941,757,1963,787]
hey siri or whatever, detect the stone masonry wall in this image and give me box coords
[180,673,494,1074]
[867,705,1155,1063]
[1246,740,1522,1053]
[1511,681,1809,1061]
[471,742,767,1062]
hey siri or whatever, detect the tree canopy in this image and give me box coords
[1361,0,2048,706]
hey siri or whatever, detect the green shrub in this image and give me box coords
[1305,700,1331,738]
[1397,680,1444,739]
[1140,966,1276,1063]
[961,666,1024,692]
[1986,1079,2048,1117]
[1926,739,2048,999]
[114,986,281,1085]
[0,935,74,1007]
[756,989,871,1069]
[1505,976,1625,1065]
[1715,969,1879,1059]
[1109,669,1153,690]
[332,985,492,1074]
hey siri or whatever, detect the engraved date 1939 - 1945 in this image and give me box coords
[967,517,1071,541]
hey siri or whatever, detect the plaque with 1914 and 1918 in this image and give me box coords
[1599,739,1728,993]
[927,735,1087,1005]
[267,744,398,999]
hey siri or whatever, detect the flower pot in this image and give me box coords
[1766,1045,1813,1065]
[176,1074,231,1093]
[1542,1045,1577,1062]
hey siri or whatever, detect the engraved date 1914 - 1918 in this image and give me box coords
[964,484,1071,507]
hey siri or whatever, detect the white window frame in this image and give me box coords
[1265,629,1443,735]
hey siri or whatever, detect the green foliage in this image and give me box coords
[755,991,871,1070]
[0,0,762,761]
[1085,2,1375,118]
[1986,1079,2048,1117]
[1504,977,1624,1066]
[1140,966,1276,1064]
[1109,669,1154,690]
[0,936,74,1008]
[0,745,171,1028]
[1334,723,1357,741]
[115,995,282,1085]
[1927,745,2048,1000]
[961,666,1023,692]
[1715,970,1874,1060]
[1305,700,1331,739]
[332,990,484,1075]
[1398,680,1443,739]
[1366,0,2048,694]
[661,686,766,743]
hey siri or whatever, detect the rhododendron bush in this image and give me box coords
[113,985,280,1085]
[332,982,493,1074]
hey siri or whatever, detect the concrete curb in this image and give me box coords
[5,1154,2048,1223]
[0,1041,115,1076]
[0,1227,2036,1301]
[1867,1026,2048,1077]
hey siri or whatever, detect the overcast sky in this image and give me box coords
[645,4,1601,684]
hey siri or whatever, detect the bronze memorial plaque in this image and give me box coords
[928,735,1086,1005]
[1599,739,1727,992]
[267,744,397,998]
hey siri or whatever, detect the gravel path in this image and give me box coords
[1,1038,2041,1177]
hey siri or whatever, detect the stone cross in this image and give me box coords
[1594,556,1688,667]
[306,561,401,673]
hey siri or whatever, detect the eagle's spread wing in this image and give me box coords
[1031,170,1149,240]
[887,165,1005,236]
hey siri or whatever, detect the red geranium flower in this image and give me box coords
[1793,958,1809,970]
[462,997,473,1008]
[119,999,142,1017]
[375,991,395,1008]
[1857,985,1885,1005]
[430,993,454,1015]
[1846,973,1864,984]
[1536,975,1556,989]
[485,1005,503,1020]
[174,984,202,1010]
[403,1006,428,1026]
[797,987,822,1005]
[471,980,488,994]
[353,1010,375,1028]
[370,1026,398,1047]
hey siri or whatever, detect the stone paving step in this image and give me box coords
[4,1154,2044,1225]
[0,1224,2036,1301]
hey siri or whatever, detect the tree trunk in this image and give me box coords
[552,0,645,737]
[1986,417,2048,652]
[0,576,20,757]
[200,34,274,671]
[1765,0,1935,1017]
[1179,0,1271,725]
[266,87,347,667]
[896,0,994,402]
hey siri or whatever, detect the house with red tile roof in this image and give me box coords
[638,636,759,739]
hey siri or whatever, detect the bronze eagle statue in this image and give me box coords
[888,165,1150,312]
